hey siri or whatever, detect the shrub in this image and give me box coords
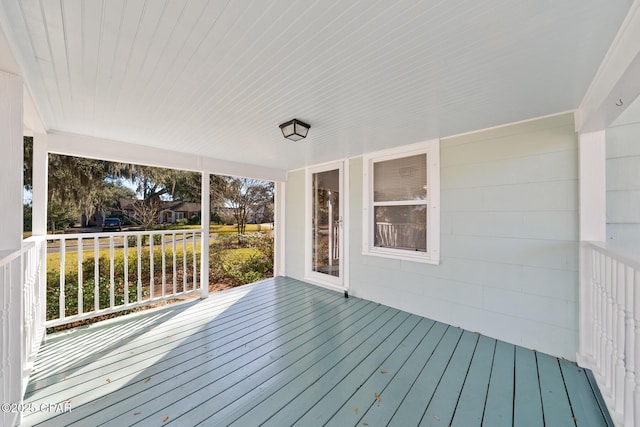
[209,232,273,286]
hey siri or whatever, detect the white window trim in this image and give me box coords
[362,139,440,265]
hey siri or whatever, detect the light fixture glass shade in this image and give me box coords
[279,119,310,141]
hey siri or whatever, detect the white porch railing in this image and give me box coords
[0,236,46,427]
[46,229,203,328]
[578,242,640,427]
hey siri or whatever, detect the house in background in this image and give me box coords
[2,1,640,425]
[119,198,201,224]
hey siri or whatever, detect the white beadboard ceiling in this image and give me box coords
[0,0,633,173]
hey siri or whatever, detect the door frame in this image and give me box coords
[304,160,349,292]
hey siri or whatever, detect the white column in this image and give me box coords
[273,181,286,277]
[200,172,210,298]
[0,71,23,251]
[0,70,24,427]
[579,130,606,242]
[577,130,606,367]
[32,133,48,236]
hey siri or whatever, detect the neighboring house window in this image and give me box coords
[362,139,440,264]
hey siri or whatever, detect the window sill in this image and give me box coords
[362,247,440,265]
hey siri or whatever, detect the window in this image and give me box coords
[362,139,440,264]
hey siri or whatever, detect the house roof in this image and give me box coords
[0,1,636,173]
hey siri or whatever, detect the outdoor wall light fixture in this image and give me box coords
[279,119,310,141]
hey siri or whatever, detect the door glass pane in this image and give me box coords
[374,205,427,251]
[312,169,340,277]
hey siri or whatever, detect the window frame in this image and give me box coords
[362,139,440,264]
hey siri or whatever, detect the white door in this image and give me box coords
[306,162,345,289]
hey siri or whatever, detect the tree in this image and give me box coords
[130,198,162,229]
[45,153,134,231]
[222,178,274,234]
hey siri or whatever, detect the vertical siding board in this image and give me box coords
[482,340,515,427]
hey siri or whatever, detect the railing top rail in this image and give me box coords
[46,228,205,240]
[0,248,21,267]
[0,237,45,267]
[582,240,640,271]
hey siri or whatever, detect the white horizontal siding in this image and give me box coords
[284,169,305,279]
[606,120,640,245]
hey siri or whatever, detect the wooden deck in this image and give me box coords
[23,277,612,426]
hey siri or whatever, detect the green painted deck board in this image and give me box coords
[513,345,544,427]
[387,326,464,426]
[177,308,405,425]
[335,320,449,427]
[537,352,575,427]
[22,277,611,427]
[450,335,495,426]
[559,359,611,427]
[318,317,436,427]
[475,338,514,427]
[273,314,423,426]
[84,289,375,426]
[419,330,480,426]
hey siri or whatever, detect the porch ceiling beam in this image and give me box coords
[47,131,286,182]
[576,0,640,132]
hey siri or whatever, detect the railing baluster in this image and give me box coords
[137,235,142,302]
[193,231,197,291]
[625,266,635,426]
[605,256,613,394]
[77,237,83,315]
[109,236,115,309]
[600,252,607,378]
[94,236,99,312]
[591,248,598,362]
[634,268,640,427]
[59,239,66,320]
[161,233,166,298]
[124,235,129,306]
[149,233,154,300]
[615,261,625,412]
[183,232,187,291]
[596,251,604,375]
[172,232,177,294]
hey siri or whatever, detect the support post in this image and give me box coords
[274,181,286,277]
[579,130,606,242]
[0,70,24,427]
[577,130,606,366]
[0,71,23,252]
[200,172,210,298]
[32,133,48,236]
